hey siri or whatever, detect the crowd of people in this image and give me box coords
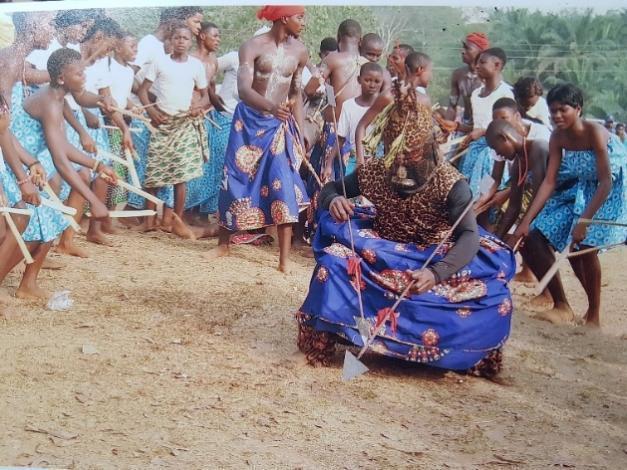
[0,5,625,379]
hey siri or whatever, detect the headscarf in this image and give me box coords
[464,32,489,51]
[256,5,305,22]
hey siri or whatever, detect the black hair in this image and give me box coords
[54,10,89,30]
[513,76,543,102]
[406,52,431,73]
[337,19,361,40]
[320,37,338,53]
[82,17,123,43]
[47,47,82,87]
[479,47,507,67]
[395,44,414,56]
[485,120,519,147]
[360,62,383,76]
[167,21,192,38]
[546,83,584,109]
[199,21,218,34]
[492,97,519,113]
[160,6,202,24]
[361,33,384,48]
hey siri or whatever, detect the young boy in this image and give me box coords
[458,47,514,196]
[337,62,383,175]
[360,33,384,63]
[512,83,627,327]
[24,48,118,256]
[513,76,551,128]
[386,43,414,80]
[186,21,229,220]
[138,22,208,239]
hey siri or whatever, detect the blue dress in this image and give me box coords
[533,135,627,251]
[185,110,231,212]
[218,102,309,230]
[459,137,509,197]
[298,208,515,371]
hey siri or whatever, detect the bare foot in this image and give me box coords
[523,291,553,312]
[170,214,196,240]
[581,309,601,328]
[299,246,315,258]
[204,244,230,261]
[101,223,121,235]
[278,262,291,274]
[16,284,49,300]
[41,257,67,269]
[86,231,114,247]
[514,270,536,284]
[191,223,219,239]
[56,242,90,258]
[534,305,575,325]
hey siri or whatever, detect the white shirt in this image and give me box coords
[217,51,239,112]
[526,96,551,128]
[471,81,514,130]
[26,38,80,71]
[337,97,370,151]
[134,34,166,67]
[145,54,207,116]
[108,57,135,109]
[84,58,111,95]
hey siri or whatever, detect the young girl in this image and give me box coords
[512,83,627,327]
[138,22,208,238]
[513,77,551,128]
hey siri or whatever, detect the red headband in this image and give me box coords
[256,5,305,22]
[465,32,489,51]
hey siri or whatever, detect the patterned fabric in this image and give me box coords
[297,207,515,372]
[0,165,69,243]
[358,159,464,244]
[106,127,129,206]
[83,108,111,164]
[459,137,509,198]
[218,102,309,231]
[382,80,434,163]
[126,119,174,209]
[533,135,627,251]
[185,110,231,212]
[145,114,208,188]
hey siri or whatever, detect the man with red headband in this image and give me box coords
[443,32,490,129]
[207,5,309,273]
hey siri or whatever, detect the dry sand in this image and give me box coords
[0,229,625,469]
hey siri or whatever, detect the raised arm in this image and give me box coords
[355,92,393,165]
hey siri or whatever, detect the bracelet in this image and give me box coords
[17,174,32,186]
[92,160,101,173]
[28,161,40,169]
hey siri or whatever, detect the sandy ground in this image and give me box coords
[0,228,625,469]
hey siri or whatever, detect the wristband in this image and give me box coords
[28,161,40,170]
[92,160,101,173]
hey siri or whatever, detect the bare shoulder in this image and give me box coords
[451,66,467,82]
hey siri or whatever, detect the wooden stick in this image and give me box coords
[512,237,523,253]
[102,175,164,208]
[535,248,570,296]
[42,183,81,232]
[86,210,156,218]
[203,111,222,130]
[2,212,34,264]
[566,241,625,258]
[124,148,141,188]
[105,105,158,134]
[0,207,33,216]
[97,149,131,168]
[102,124,142,133]
[448,147,469,164]
[39,197,77,216]
[439,135,466,152]
[302,157,322,188]
[579,218,627,228]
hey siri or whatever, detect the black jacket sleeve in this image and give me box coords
[318,171,361,210]
[428,179,480,282]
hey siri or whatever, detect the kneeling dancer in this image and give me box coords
[296,82,516,377]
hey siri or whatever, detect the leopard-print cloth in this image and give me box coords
[382,80,434,160]
[468,348,503,379]
[358,159,464,245]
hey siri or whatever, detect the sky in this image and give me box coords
[0,0,624,15]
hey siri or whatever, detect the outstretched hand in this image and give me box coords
[329,196,354,222]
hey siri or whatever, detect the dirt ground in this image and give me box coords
[0,228,625,469]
